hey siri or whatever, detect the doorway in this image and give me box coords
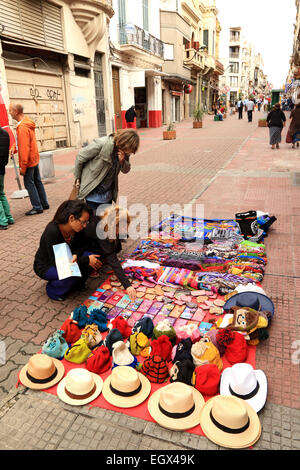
[112,66,122,129]
[94,52,106,137]
[134,87,147,128]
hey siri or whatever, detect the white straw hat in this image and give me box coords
[57,368,103,406]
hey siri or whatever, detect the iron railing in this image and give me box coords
[118,23,164,58]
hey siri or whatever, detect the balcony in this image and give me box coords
[229,52,240,59]
[184,48,205,70]
[215,60,224,75]
[117,24,164,61]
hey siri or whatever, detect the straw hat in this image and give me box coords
[220,363,267,413]
[19,354,65,390]
[102,366,151,408]
[200,395,261,449]
[57,368,103,406]
[148,382,205,431]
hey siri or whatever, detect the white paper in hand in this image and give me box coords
[53,243,82,280]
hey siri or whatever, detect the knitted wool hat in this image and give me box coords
[205,329,226,357]
[87,309,108,332]
[71,305,88,329]
[81,323,102,349]
[104,328,124,355]
[61,318,82,345]
[141,355,169,383]
[109,316,132,339]
[129,332,150,356]
[225,331,248,364]
[86,345,112,374]
[132,316,154,338]
[151,335,172,362]
[153,319,177,346]
[175,323,201,344]
[191,338,223,371]
[194,364,221,396]
[42,330,69,360]
[169,360,195,386]
[64,338,91,364]
[172,338,193,363]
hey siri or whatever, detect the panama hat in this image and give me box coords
[148,382,205,431]
[200,395,261,449]
[223,292,274,317]
[19,354,65,390]
[102,365,151,408]
[57,368,103,406]
[220,363,267,413]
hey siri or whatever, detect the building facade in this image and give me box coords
[287,0,300,87]
[0,0,115,151]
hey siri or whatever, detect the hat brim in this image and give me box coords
[19,357,65,390]
[200,396,261,449]
[102,371,151,408]
[223,292,274,316]
[220,368,267,413]
[57,373,103,406]
[148,384,205,431]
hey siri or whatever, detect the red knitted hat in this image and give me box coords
[86,345,112,374]
[61,318,82,345]
[194,364,221,396]
[111,316,132,339]
[225,331,248,364]
[141,355,169,383]
[150,335,172,362]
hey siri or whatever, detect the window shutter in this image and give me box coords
[0,0,64,51]
[143,0,149,31]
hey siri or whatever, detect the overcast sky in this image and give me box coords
[215,0,296,88]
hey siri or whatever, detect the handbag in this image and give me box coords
[286,128,293,144]
[69,179,80,200]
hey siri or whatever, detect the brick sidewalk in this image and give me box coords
[0,111,300,450]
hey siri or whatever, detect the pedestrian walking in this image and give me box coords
[0,126,14,229]
[289,101,300,149]
[237,99,243,119]
[74,129,140,214]
[243,98,248,113]
[125,106,137,128]
[246,100,255,122]
[33,199,99,301]
[9,103,49,216]
[266,103,286,149]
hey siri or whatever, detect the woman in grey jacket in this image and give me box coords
[74,129,140,212]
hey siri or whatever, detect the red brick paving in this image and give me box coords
[1,111,300,410]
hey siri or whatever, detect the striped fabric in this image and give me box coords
[141,355,169,383]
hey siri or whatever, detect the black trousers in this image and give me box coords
[238,108,243,119]
[248,111,253,122]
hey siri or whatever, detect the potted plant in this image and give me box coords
[193,104,203,128]
[163,122,176,140]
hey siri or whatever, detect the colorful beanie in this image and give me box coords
[129,332,150,356]
[64,338,91,364]
[132,316,154,338]
[61,318,82,345]
[153,319,177,345]
[104,328,124,355]
[109,316,132,339]
[169,359,195,386]
[172,338,193,363]
[224,331,248,364]
[150,335,172,362]
[87,308,108,332]
[86,345,112,374]
[81,323,102,349]
[194,364,221,396]
[71,305,88,329]
[141,355,169,384]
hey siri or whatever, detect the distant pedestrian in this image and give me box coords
[246,100,255,122]
[9,103,49,216]
[243,98,248,113]
[0,126,14,229]
[237,99,243,119]
[257,99,262,111]
[266,103,286,149]
[289,101,300,149]
[125,106,137,129]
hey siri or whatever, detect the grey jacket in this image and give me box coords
[74,135,131,201]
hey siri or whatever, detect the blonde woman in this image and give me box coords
[74,129,140,212]
[83,205,137,301]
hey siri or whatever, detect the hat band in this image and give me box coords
[210,410,250,434]
[229,381,260,400]
[110,381,142,397]
[158,403,195,419]
[26,368,58,384]
[65,383,97,400]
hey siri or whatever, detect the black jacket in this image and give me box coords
[0,127,10,175]
[267,109,286,129]
[125,106,137,123]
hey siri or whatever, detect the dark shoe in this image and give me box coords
[7,219,14,225]
[0,225,8,230]
[43,205,50,210]
[25,209,43,216]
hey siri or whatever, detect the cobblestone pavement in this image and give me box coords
[0,112,300,451]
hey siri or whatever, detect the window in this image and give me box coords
[230,76,238,87]
[230,31,240,42]
[229,62,239,73]
[229,47,239,59]
[203,30,209,49]
[143,0,149,31]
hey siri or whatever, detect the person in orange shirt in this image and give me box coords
[9,103,49,216]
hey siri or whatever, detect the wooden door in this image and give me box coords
[94,52,106,137]
[112,66,122,129]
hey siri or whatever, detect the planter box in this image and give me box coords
[193,121,203,128]
[258,119,268,127]
[163,130,176,140]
